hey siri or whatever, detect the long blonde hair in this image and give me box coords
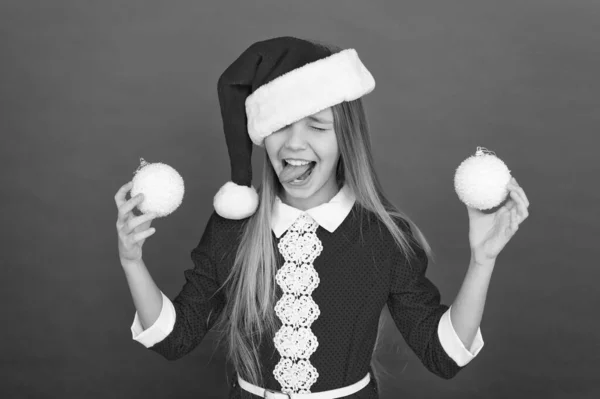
[209,39,435,390]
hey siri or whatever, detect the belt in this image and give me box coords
[237,372,371,399]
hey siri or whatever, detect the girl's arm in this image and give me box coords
[123,258,164,330]
[449,256,495,350]
[130,212,227,361]
[453,176,528,348]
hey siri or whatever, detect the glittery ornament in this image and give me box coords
[130,158,185,218]
[454,147,512,211]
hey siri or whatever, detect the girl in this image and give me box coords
[116,36,530,399]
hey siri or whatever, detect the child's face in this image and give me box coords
[264,107,340,207]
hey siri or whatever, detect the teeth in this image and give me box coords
[285,159,311,166]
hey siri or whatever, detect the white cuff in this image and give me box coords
[130,291,176,348]
[437,306,484,366]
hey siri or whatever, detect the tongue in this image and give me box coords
[279,162,315,183]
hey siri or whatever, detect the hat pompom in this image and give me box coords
[213,181,259,220]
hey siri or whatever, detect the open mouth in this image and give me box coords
[281,160,317,184]
[293,161,316,182]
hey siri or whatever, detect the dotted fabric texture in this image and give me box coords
[146,203,465,398]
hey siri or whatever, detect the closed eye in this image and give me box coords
[310,126,327,131]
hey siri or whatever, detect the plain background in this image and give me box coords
[1,0,598,398]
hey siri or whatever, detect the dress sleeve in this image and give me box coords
[386,220,472,379]
[141,212,227,360]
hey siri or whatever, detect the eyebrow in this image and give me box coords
[307,115,333,124]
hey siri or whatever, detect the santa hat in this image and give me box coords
[213,36,375,220]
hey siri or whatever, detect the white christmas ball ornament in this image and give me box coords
[131,158,185,217]
[454,147,512,211]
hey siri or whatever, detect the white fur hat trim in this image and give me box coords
[245,49,375,147]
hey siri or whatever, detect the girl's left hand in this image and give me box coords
[467,177,530,263]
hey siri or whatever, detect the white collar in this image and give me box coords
[271,184,356,238]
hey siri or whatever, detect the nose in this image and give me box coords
[283,123,307,150]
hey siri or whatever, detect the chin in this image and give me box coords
[284,183,317,196]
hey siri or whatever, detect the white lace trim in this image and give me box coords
[273,213,323,394]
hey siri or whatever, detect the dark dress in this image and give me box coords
[132,200,481,398]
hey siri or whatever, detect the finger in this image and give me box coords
[508,189,523,210]
[132,227,156,243]
[510,182,528,207]
[117,193,145,225]
[504,198,516,211]
[132,213,155,234]
[505,208,514,236]
[503,207,513,236]
[509,188,529,222]
[497,203,511,218]
[497,204,508,214]
[510,178,529,207]
[498,206,511,225]
[512,208,519,231]
[519,187,529,208]
[114,181,133,207]
[124,212,157,235]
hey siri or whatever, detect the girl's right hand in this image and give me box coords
[114,181,158,266]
